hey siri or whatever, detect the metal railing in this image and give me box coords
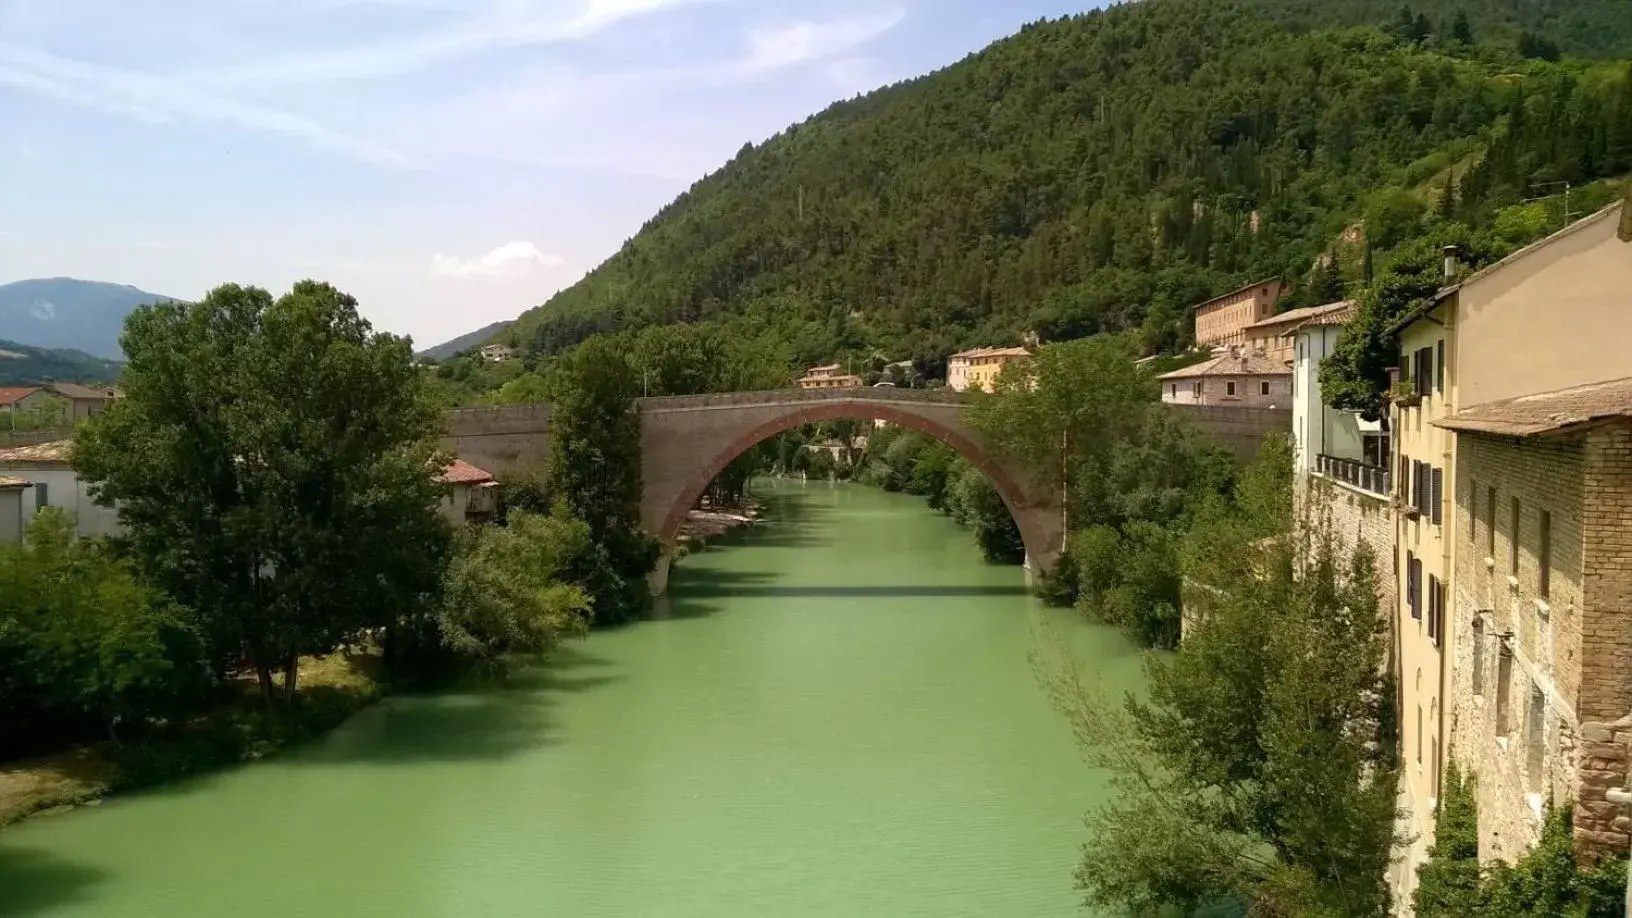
[1317,453,1390,496]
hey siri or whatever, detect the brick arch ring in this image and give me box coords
[655,401,1040,558]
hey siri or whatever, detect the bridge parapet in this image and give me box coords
[636,387,968,413]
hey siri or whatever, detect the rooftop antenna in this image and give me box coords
[1525,181,1574,230]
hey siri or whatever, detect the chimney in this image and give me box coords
[1442,245,1461,282]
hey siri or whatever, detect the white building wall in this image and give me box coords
[1293,324,1364,472]
[4,467,123,538]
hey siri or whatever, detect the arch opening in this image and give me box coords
[654,400,1044,567]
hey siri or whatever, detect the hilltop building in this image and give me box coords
[1192,278,1285,349]
[947,347,1030,393]
[797,364,863,390]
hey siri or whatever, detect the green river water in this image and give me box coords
[0,482,1147,918]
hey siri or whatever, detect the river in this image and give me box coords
[0,482,1147,918]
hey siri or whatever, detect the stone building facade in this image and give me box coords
[1192,278,1284,349]
[1445,412,1632,861]
[1158,352,1291,408]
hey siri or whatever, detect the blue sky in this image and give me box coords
[0,0,1099,347]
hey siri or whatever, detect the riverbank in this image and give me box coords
[0,651,382,829]
[676,499,762,553]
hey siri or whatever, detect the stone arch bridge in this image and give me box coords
[444,389,1285,594]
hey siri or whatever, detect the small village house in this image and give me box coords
[0,477,31,543]
[1191,278,1285,350]
[479,343,517,363]
[946,347,1029,393]
[1244,299,1353,367]
[43,382,117,421]
[440,459,498,526]
[797,364,863,390]
[0,386,59,423]
[1157,350,1290,407]
[0,440,122,538]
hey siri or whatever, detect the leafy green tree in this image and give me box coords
[1308,251,1345,306]
[1040,450,1397,915]
[1414,760,1482,916]
[73,281,449,706]
[0,509,202,750]
[543,336,659,625]
[6,394,70,431]
[946,460,1025,563]
[1450,10,1474,44]
[433,509,592,675]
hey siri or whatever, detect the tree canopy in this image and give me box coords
[73,281,450,705]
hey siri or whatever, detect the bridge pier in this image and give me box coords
[648,551,673,597]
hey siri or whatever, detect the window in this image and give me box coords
[1432,468,1443,526]
[1416,704,1423,764]
[1510,498,1522,574]
[1226,381,1237,397]
[1436,339,1445,392]
[1526,684,1546,791]
[1428,575,1442,645]
[1193,381,1203,398]
[1411,460,1423,510]
[1260,380,1271,396]
[1432,734,1441,798]
[1539,511,1552,599]
[1469,478,1478,541]
[1472,618,1486,695]
[1496,645,1514,737]
[1408,552,1421,620]
[1486,486,1498,556]
[35,482,48,508]
[1170,384,1177,398]
[1415,346,1434,397]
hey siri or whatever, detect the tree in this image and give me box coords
[0,509,201,750]
[1309,251,1345,306]
[1450,10,1474,44]
[1414,760,1482,916]
[434,509,592,674]
[543,336,660,625]
[1038,445,1398,915]
[73,281,450,706]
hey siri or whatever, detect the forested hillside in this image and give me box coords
[496,0,1632,374]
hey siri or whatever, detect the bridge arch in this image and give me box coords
[636,391,1063,595]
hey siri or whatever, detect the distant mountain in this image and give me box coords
[0,338,121,386]
[416,320,514,361]
[0,278,176,360]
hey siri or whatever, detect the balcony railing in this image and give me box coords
[1317,454,1390,496]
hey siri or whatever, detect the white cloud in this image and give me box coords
[744,12,903,72]
[431,241,567,279]
[187,0,702,87]
[0,45,413,166]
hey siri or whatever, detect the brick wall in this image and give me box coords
[1444,427,1632,862]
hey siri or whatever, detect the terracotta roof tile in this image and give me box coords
[1158,353,1291,380]
[1434,376,1632,437]
[0,386,41,407]
[950,346,1031,359]
[1241,300,1356,334]
[0,440,72,464]
[46,382,115,400]
[0,476,32,489]
[440,458,495,485]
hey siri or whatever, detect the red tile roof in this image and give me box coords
[1241,300,1356,334]
[0,386,41,407]
[440,459,495,485]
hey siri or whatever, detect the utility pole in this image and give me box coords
[1525,181,1574,230]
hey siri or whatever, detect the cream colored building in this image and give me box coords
[946,347,1030,393]
[797,364,863,390]
[1384,200,1632,903]
[1192,278,1284,349]
[1243,300,1352,366]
